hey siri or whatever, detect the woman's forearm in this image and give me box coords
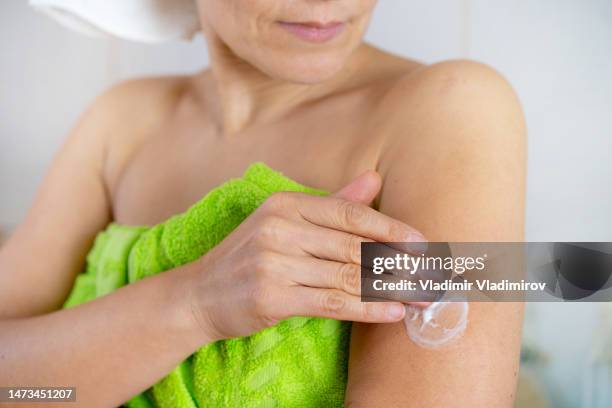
[0,263,206,408]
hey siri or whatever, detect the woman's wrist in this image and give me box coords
[157,261,220,350]
[167,259,221,347]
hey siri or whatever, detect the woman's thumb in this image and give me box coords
[332,170,382,204]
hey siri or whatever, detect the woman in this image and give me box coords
[0,0,526,406]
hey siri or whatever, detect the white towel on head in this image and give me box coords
[30,0,201,43]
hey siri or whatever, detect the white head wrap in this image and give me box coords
[30,0,200,43]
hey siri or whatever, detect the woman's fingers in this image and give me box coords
[294,194,426,247]
[278,254,433,305]
[292,222,372,264]
[275,254,362,296]
[289,287,406,323]
[294,222,413,268]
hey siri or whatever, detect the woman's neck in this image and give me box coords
[197,35,369,136]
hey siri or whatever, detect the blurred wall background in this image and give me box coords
[1,1,611,406]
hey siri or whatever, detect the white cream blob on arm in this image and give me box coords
[404,294,469,349]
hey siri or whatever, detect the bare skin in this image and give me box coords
[0,9,525,407]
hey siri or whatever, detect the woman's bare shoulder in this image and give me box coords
[375,59,526,175]
[84,75,192,141]
[380,59,525,139]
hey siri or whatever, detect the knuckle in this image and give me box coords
[362,302,379,321]
[261,192,292,212]
[251,290,272,318]
[251,288,285,327]
[252,250,276,276]
[254,215,285,244]
[318,291,346,313]
[258,314,281,328]
[339,263,361,294]
[337,201,367,228]
[343,235,362,263]
[249,275,278,315]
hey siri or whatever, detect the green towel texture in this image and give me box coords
[64,163,352,407]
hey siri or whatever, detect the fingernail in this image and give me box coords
[387,304,406,320]
[406,232,427,242]
[406,232,428,253]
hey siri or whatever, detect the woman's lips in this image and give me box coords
[277,21,346,43]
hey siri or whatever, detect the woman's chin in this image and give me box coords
[257,56,351,84]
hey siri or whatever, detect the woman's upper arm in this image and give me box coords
[346,61,527,407]
[0,86,129,318]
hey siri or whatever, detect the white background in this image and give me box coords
[1,1,611,406]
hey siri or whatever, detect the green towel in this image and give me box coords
[64,163,352,407]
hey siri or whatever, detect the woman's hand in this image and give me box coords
[186,170,427,343]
